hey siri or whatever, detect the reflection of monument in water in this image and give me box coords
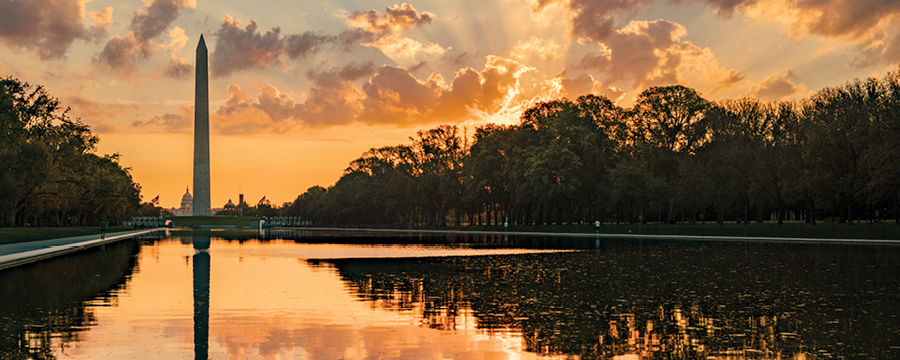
[192,236,210,360]
[192,34,211,216]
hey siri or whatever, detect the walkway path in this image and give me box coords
[0,228,164,271]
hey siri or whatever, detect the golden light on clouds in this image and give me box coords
[3,0,898,205]
[362,36,450,62]
[509,36,566,61]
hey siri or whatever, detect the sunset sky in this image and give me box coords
[2,0,898,208]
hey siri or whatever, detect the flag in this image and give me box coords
[151,195,159,204]
[258,195,266,205]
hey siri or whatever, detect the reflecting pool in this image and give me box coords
[1,229,899,359]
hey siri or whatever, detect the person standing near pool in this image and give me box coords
[100,219,107,240]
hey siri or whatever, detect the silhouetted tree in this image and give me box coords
[0,76,141,226]
[289,69,900,227]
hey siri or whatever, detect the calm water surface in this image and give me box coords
[1,229,899,359]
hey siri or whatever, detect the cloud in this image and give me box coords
[95,0,196,73]
[697,0,762,16]
[164,26,189,52]
[740,70,807,101]
[88,6,114,39]
[285,31,334,59]
[361,36,449,63]
[563,0,655,43]
[0,0,103,60]
[550,71,625,103]
[854,22,900,67]
[208,57,534,130]
[543,0,900,67]
[217,84,254,117]
[213,63,375,132]
[737,0,900,66]
[719,70,745,87]
[575,20,690,89]
[346,3,435,36]
[710,69,746,93]
[210,16,286,77]
[765,0,900,40]
[210,15,334,78]
[357,65,442,125]
[213,106,278,136]
[347,4,441,64]
[130,0,196,43]
[211,4,440,77]
[554,0,900,45]
[359,56,534,125]
[95,34,146,74]
[164,57,193,79]
[90,7,114,28]
[162,26,193,79]
[130,105,193,133]
[558,72,594,98]
[294,62,376,126]
[213,84,303,135]
[90,119,119,134]
[256,84,297,122]
[575,19,743,96]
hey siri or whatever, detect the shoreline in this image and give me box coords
[0,229,164,271]
[279,226,900,246]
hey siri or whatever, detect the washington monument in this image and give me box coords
[193,34,211,216]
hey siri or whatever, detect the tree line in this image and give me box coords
[285,70,900,227]
[1,77,142,227]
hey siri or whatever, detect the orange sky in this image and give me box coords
[3,0,899,208]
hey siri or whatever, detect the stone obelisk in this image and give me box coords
[193,34,211,216]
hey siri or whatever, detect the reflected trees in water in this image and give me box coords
[316,241,900,359]
[0,240,140,359]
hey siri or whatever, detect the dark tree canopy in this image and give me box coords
[1,76,142,227]
[284,69,900,227]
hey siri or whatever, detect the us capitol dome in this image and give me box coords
[175,187,193,216]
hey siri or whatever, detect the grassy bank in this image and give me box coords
[0,226,135,245]
[0,216,260,245]
[3,219,898,245]
[163,216,260,227]
[446,221,900,240]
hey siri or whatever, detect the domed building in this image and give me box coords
[174,187,193,216]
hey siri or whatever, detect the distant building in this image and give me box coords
[217,198,239,216]
[174,187,193,217]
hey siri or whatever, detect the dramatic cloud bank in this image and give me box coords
[139,55,534,134]
[6,0,895,140]
[95,0,197,73]
[574,19,744,94]
[0,0,109,60]
[346,3,434,35]
[538,0,900,67]
[210,3,439,77]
